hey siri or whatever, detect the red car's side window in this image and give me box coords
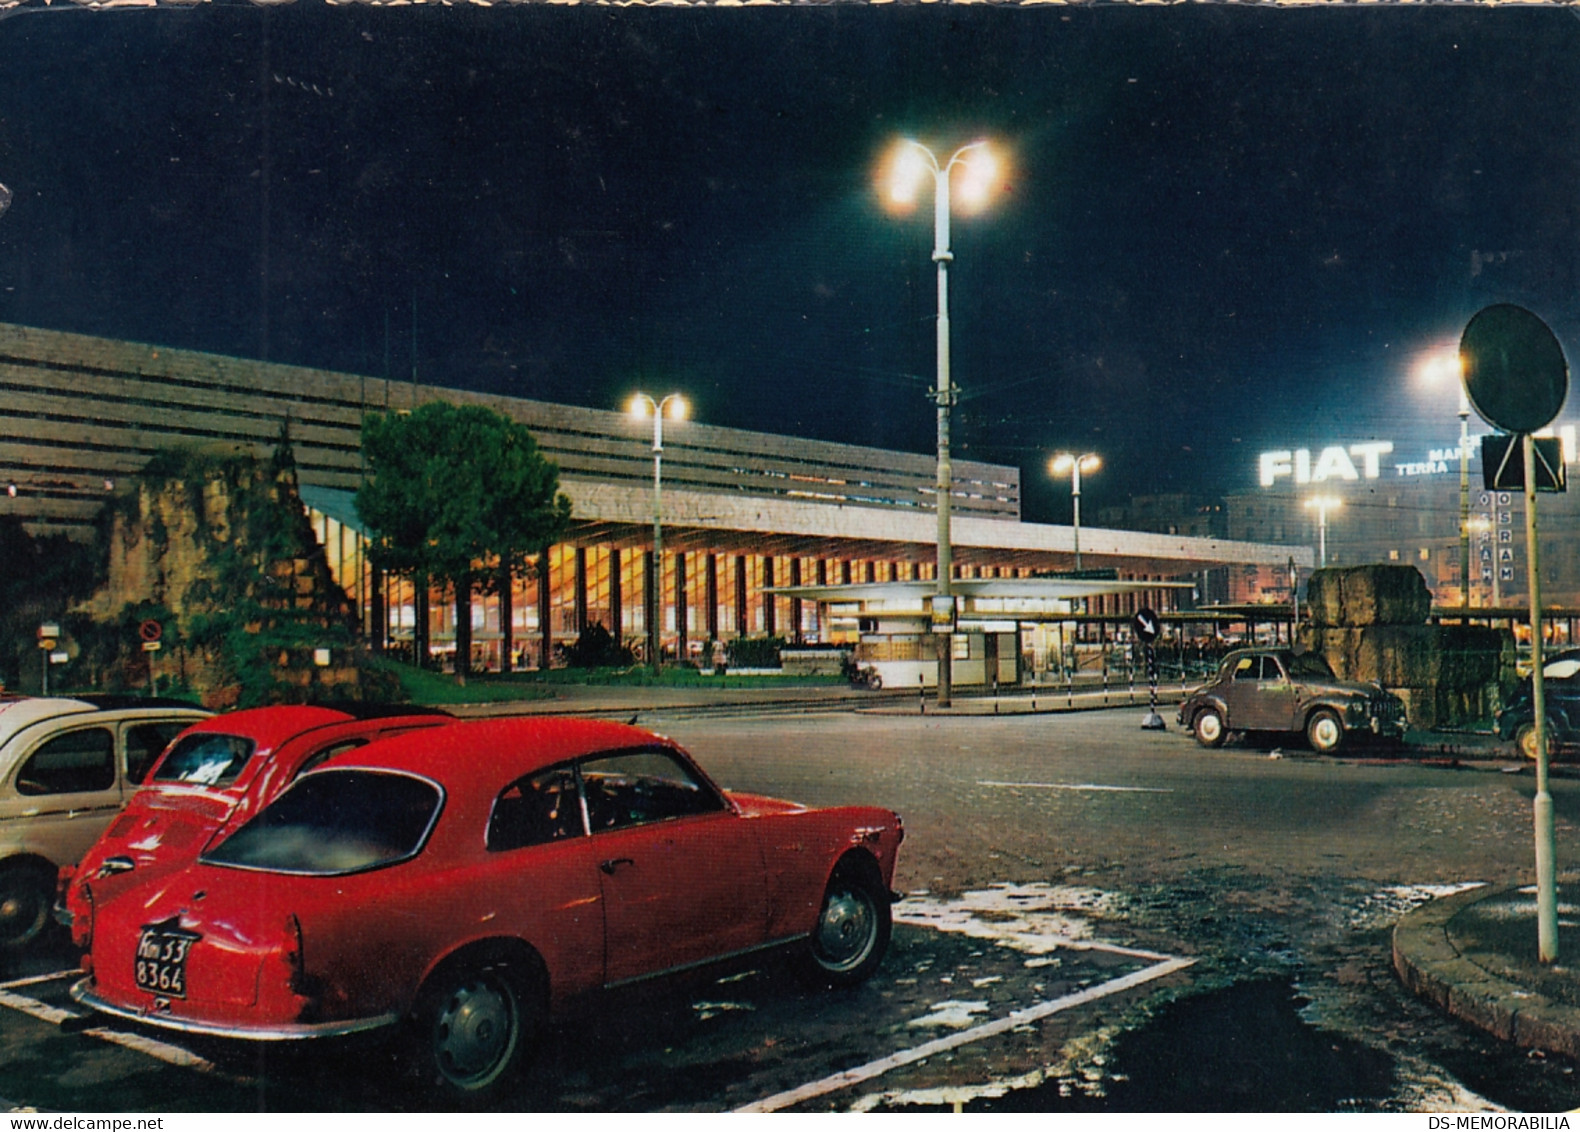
[578,749,724,832]
[487,765,584,852]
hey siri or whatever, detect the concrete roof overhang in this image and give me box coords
[559,479,1312,577]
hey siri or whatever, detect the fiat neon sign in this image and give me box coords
[1260,427,1579,488]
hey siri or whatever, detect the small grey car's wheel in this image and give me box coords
[418,962,532,1101]
[0,864,53,953]
[1517,721,1555,762]
[1306,708,1345,754]
[1193,708,1226,748]
[802,859,891,988]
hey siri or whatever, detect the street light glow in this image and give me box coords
[1049,452,1101,477]
[881,138,1005,215]
[886,141,931,207]
[953,145,1000,213]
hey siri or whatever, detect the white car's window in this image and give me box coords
[203,769,440,875]
[152,733,255,787]
[125,721,189,785]
[15,727,115,796]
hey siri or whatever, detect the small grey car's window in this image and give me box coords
[125,721,189,785]
[16,728,115,796]
[203,769,440,875]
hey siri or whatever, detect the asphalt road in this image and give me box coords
[3,706,1577,1112]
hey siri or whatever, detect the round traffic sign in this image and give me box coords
[1460,304,1569,434]
[1131,607,1160,644]
[138,619,163,643]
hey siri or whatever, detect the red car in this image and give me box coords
[61,705,452,925]
[69,717,903,1100]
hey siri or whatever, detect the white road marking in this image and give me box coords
[735,955,1195,1113]
[0,969,80,992]
[0,978,231,1077]
[978,779,1173,793]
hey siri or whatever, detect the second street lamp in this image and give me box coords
[629,392,688,670]
[885,136,1001,708]
[1049,452,1101,572]
[1305,495,1342,569]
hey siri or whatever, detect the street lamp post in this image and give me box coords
[1305,495,1342,569]
[886,137,1000,709]
[1420,351,1473,605]
[629,392,688,670]
[1049,453,1101,572]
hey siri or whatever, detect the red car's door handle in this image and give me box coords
[600,857,634,875]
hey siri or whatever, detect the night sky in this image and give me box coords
[2,3,1579,524]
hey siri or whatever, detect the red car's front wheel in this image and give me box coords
[803,858,891,987]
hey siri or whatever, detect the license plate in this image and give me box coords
[134,924,199,999]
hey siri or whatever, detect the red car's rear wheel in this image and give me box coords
[417,960,538,1101]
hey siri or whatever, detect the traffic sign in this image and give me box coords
[1460,304,1569,435]
[1131,608,1160,644]
[138,619,163,643]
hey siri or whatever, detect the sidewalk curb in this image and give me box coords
[1393,885,1580,1059]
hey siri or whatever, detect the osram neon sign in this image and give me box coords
[1258,442,1394,488]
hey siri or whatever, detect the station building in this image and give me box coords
[0,321,1312,676]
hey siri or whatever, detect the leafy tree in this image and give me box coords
[356,403,572,681]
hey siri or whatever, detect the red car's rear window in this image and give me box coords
[152,733,256,788]
[201,769,441,876]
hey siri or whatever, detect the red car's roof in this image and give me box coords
[319,716,674,787]
[179,705,360,752]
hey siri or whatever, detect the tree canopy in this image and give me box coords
[356,402,572,587]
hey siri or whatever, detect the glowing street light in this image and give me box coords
[1049,452,1101,572]
[1418,348,1472,605]
[883,136,1004,708]
[629,391,688,670]
[1305,495,1342,569]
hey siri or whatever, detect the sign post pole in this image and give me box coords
[1460,303,1569,964]
[1523,434,1559,961]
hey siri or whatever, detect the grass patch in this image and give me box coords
[378,659,844,706]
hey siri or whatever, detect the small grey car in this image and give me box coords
[0,695,210,951]
[1177,648,1407,754]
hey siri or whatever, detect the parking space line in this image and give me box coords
[0,979,228,1077]
[0,970,80,992]
[734,954,1195,1113]
[0,986,81,1027]
[977,780,1173,793]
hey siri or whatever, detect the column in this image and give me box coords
[790,557,803,645]
[609,547,622,643]
[676,551,688,663]
[735,555,748,637]
[706,554,719,640]
[538,551,552,669]
[763,556,776,636]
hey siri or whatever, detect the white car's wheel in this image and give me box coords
[1193,708,1226,748]
[1306,709,1345,754]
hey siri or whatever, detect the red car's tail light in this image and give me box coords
[284,913,306,995]
[76,882,95,964]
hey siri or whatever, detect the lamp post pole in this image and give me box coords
[1306,496,1340,569]
[1459,392,1472,606]
[1050,453,1100,574]
[631,392,686,671]
[892,138,992,709]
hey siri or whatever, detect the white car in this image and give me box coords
[0,695,210,952]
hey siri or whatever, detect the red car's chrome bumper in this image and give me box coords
[69,979,400,1042]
